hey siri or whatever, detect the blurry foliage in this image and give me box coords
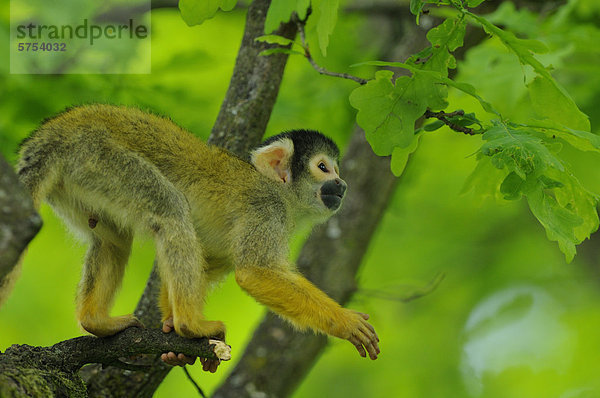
[1,1,600,397]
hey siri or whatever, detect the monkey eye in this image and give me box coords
[318,162,329,173]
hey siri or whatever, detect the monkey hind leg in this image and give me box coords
[77,233,141,337]
[156,248,225,339]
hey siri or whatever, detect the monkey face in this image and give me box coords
[309,156,347,212]
[250,130,346,220]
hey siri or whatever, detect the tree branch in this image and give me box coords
[424,109,477,135]
[0,154,42,304]
[0,327,230,397]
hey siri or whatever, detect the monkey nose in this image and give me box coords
[335,178,347,195]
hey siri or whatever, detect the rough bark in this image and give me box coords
[0,328,230,397]
[208,0,297,156]
[0,154,42,282]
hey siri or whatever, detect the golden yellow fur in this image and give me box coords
[8,104,379,359]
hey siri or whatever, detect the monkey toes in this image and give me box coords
[161,317,225,370]
[80,314,143,337]
[176,320,226,340]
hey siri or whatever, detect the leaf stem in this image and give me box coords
[424,109,479,135]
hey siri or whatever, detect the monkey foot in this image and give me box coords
[176,319,226,340]
[161,317,227,371]
[80,314,144,337]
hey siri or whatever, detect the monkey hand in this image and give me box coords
[160,317,223,372]
[332,310,380,360]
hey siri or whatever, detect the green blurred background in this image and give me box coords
[2,1,600,397]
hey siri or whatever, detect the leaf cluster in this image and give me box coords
[176,0,600,260]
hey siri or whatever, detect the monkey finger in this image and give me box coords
[358,323,379,348]
[348,336,367,358]
[201,358,210,372]
[161,352,182,366]
[356,329,379,359]
[360,318,379,342]
[162,317,175,333]
[200,358,220,373]
[210,359,221,373]
[177,353,196,365]
[357,312,370,321]
[161,351,195,366]
[355,312,380,342]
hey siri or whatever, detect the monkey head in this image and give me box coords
[251,129,347,220]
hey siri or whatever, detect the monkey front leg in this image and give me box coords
[234,265,380,360]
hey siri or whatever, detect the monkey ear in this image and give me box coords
[251,138,293,183]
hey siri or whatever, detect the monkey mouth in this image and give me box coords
[320,179,347,211]
[320,193,343,210]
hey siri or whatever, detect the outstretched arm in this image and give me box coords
[234,265,379,360]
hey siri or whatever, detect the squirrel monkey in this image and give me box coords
[8,104,379,364]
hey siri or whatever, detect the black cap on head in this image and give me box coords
[258,130,340,180]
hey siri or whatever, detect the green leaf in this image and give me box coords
[423,120,445,132]
[352,61,500,117]
[528,76,591,131]
[313,0,339,56]
[255,35,296,47]
[349,69,447,156]
[349,70,402,155]
[481,123,563,178]
[462,155,509,200]
[525,179,583,263]
[465,11,590,132]
[471,121,599,261]
[265,0,295,34]
[179,0,238,26]
[546,168,600,245]
[422,17,467,76]
[410,0,425,24]
[467,0,486,7]
[518,122,600,153]
[563,128,600,151]
[538,175,564,190]
[441,79,500,116]
[500,172,525,200]
[391,132,422,176]
[296,0,310,20]
[221,0,237,11]
[258,48,303,56]
[264,0,310,33]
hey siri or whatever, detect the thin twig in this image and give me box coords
[183,367,207,398]
[359,272,445,303]
[424,110,476,135]
[296,19,368,85]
